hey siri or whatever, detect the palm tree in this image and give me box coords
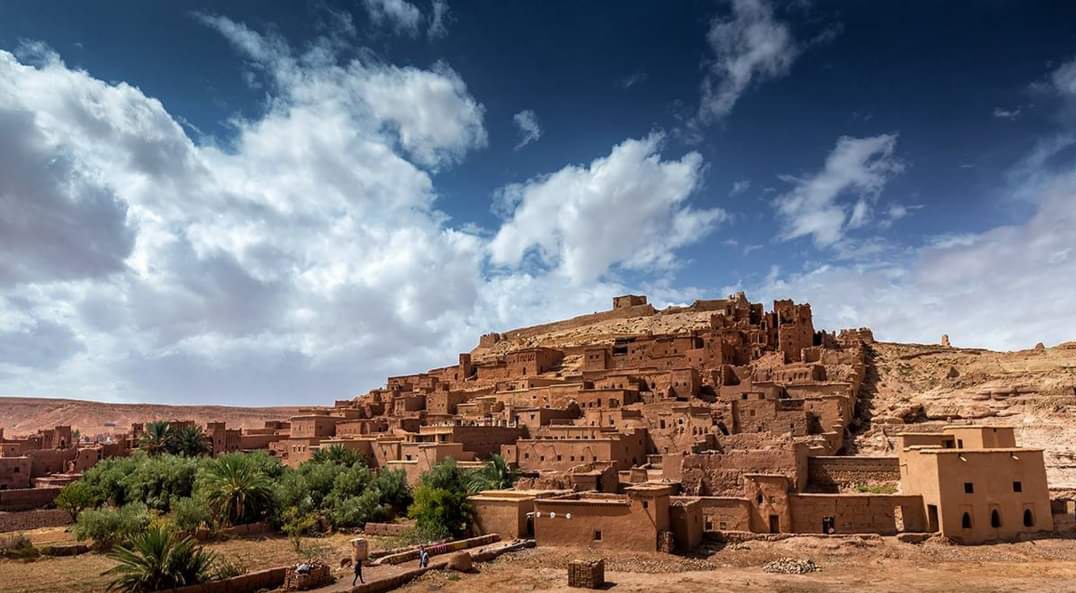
[310,444,364,467]
[104,525,216,592]
[198,454,275,526]
[466,454,519,494]
[170,425,211,457]
[139,422,172,456]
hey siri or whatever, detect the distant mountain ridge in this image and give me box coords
[0,396,301,437]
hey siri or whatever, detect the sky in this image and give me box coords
[2,1,1076,406]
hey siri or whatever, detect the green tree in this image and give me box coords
[122,454,199,513]
[139,422,173,456]
[408,459,473,539]
[311,444,365,467]
[195,453,275,526]
[169,425,211,457]
[466,454,518,494]
[372,468,412,512]
[55,480,100,520]
[103,524,216,593]
[81,456,141,507]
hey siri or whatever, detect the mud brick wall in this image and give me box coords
[789,494,927,534]
[0,486,62,511]
[568,559,604,588]
[807,456,900,491]
[363,522,414,536]
[0,509,72,533]
[158,567,286,593]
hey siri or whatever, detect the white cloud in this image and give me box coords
[489,134,726,284]
[1052,56,1076,97]
[774,133,904,247]
[699,0,797,123]
[993,106,1022,120]
[428,0,450,39]
[0,24,717,405]
[512,109,541,150]
[361,0,423,35]
[729,179,751,196]
[619,71,648,89]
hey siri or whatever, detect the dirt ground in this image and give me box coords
[401,535,1076,593]
[8,530,1076,593]
[0,528,398,593]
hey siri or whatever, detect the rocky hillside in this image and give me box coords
[0,397,301,437]
[853,341,1076,491]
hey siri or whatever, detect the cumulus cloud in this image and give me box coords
[489,134,726,284]
[360,0,422,35]
[774,133,904,247]
[512,109,541,150]
[0,24,718,404]
[699,0,797,123]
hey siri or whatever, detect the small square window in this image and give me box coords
[592,530,602,542]
[964,482,974,494]
[642,500,649,509]
[1013,481,1023,493]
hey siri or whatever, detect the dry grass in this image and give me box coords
[0,528,396,593]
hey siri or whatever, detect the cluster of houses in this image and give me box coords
[0,293,1067,547]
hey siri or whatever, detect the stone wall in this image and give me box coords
[0,509,72,533]
[807,456,901,492]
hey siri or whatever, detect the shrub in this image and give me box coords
[373,469,412,512]
[0,533,39,560]
[55,480,101,520]
[103,524,216,592]
[330,489,387,529]
[280,507,319,552]
[122,454,200,513]
[172,497,212,533]
[408,459,473,539]
[75,503,152,550]
[81,456,142,507]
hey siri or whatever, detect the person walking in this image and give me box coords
[352,559,364,586]
[418,546,429,568]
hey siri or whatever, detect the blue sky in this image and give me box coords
[1,1,1076,405]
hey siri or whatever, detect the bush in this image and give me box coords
[280,507,319,552]
[0,533,39,560]
[75,503,152,550]
[373,469,412,512]
[172,497,212,533]
[330,489,387,528]
[408,460,473,539]
[122,454,200,513]
[55,480,101,520]
[104,524,216,592]
[80,456,141,507]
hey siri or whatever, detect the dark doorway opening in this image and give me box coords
[927,505,939,532]
[768,515,780,534]
[822,516,835,534]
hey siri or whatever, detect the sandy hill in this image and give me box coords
[0,396,301,437]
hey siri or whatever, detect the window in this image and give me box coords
[1013,481,1023,493]
[961,512,972,529]
[756,493,764,505]
[592,530,603,542]
[12,467,18,473]
[957,439,964,448]
[991,509,1002,528]
[963,482,974,494]
[1024,509,1035,527]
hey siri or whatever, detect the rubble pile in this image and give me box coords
[762,558,819,574]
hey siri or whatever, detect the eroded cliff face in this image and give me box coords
[852,341,1076,492]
